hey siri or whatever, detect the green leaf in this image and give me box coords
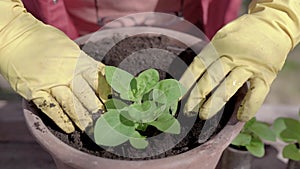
[231,133,252,146]
[135,69,159,97]
[105,66,135,100]
[283,144,300,161]
[273,118,287,138]
[129,132,149,149]
[280,128,300,143]
[170,102,178,116]
[246,137,265,157]
[243,117,256,129]
[125,101,158,123]
[248,121,276,141]
[136,123,148,132]
[284,118,300,138]
[280,118,300,142]
[151,89,167,104]
[149,113,180,134]
[94,110,135,146]
[105,99,128,111]
[151,79,186,104]
[130,78,138,96]
[284,118,300,134]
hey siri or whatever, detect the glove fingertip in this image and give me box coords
[32,93,75,134]
[184,104,198,115]
[237,114,252,122]
[199,107,217,120]
[60,122,75,134]
[237,106,254,122]
[199,112,209,120]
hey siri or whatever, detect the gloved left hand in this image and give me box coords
[0,0,110,133]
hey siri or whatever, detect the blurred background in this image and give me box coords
[0,0,299,169]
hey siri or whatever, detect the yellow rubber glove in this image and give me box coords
[180,0,300,121]
[0,0,110,133]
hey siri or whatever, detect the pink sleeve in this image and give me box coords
[200,0,242,39]
[22,0,79,39]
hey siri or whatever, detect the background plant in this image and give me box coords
[231,117,276,157]
[94,66,186,149]
[273,110,300,161]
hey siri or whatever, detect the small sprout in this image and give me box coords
[231,117,276,157]
[94,66,187,149]
[273,111,300,161]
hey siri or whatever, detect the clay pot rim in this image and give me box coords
[75,26,204,47]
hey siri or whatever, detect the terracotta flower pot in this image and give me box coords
[23,26,246,169]
[23,100,244,169]
[219,146,253,169]
[287,160,300,169]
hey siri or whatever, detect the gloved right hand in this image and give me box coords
[0,0,111,133]
[180,0,300,121]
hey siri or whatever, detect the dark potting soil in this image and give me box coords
[36,33,243,160]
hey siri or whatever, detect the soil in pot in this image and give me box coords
[32,33,244,160]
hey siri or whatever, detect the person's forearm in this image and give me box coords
[248,0,300,48]
[0,0,80,83]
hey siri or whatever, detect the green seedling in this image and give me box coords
[273,110,300,161]
[231,117,276,157]
[94,66,186,149]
